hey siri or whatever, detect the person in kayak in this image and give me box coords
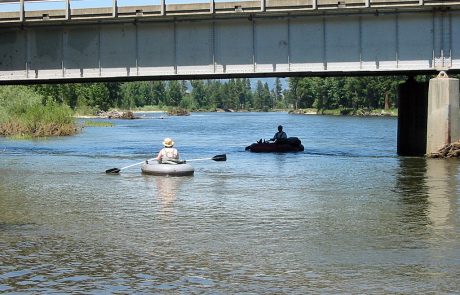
[270,125,288,143]
[156,137,184,164]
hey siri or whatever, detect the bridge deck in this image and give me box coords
[0,0,460,83]
[1,0,460,24]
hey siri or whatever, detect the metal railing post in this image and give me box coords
[365,0,370,7]
[261,0,266,12]
[312,0,317,10]
[65,0,71,19]
[112,0,117,17]
[19,0,24,22]
[161,0,165,16]
[210,0,214,13]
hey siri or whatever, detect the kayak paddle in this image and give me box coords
[105,158,155,174]
[105,154,226,174]
[185,154,227,162]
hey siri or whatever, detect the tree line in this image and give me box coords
[1,75,453,138]
[29,75,419,114]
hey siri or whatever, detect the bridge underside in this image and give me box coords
[1,7,460,83]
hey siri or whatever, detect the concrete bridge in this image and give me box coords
[0,0,459,82]
[0,0,459,156]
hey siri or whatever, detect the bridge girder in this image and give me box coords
[0,1,459,83]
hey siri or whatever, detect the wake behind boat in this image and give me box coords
[245,137,304,153]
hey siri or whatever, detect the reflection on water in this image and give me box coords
[396,157,458,230]
[394,156,459,263]
[425,159,458,230]
[395,157,430,227]
[153,176,191,213]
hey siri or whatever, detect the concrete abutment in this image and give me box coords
[427,73,460,155]
[397,73,460,156]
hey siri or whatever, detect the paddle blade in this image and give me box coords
[106,168,121,174]
[212,154,227,161]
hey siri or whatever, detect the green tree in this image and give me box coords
[76,83,111,111]
[106,82,122,108]
[286,77,302,109]
[151,81,167,106]
[191,80,208,108]
[167,80,184,106]
[273,78,284,108]
[253,81,271,111]
[205,80,223,109]
[243,78,253,109]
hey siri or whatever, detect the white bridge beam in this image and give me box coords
[0,2,459,82]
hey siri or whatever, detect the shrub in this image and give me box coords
[0,86,77,137]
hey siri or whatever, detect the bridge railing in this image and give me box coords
[1,0,460,22]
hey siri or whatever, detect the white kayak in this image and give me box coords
[141,161,194,176]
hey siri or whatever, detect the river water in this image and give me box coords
[0,112,459,293]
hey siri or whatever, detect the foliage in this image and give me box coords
[0,86,77,137]
[167,80,186,106]
[2,75,412,136]
[285,76,405,111]
[190,80,208,109]
[253,81,272,111]
[0,74,417,139]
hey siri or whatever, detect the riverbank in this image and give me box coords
[0,86,78,138]
[289,108,398,116]
[74,107,398,120]
[74,107,189,119]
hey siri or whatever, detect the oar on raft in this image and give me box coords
[185,154,227,162]
[105,158,154,174]
[105,154,227,174]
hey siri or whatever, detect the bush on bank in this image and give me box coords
[0,86,78,138]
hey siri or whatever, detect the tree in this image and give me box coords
[243,78,253,109]
[167,80,184,106]
[205,80,223,109]
[286,77,301,109]
[118,83,132,109]
[75,83,111,111]
[190,80,207,108]
[106,82,122,108]
[253,81,271,111]
[274,78,283,107]
[151,81,167,106]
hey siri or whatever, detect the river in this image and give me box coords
[1,112,459,293]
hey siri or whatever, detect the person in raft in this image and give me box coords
[270,125,288,143]
[156,138,184,164]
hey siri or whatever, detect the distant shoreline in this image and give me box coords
[289,108,398,117]
[74,110,165,119]
[74,108,398,119]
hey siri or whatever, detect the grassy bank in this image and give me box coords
[0,86,78,138]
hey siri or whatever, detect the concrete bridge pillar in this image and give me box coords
[426,72,460,154]
[397,77,429,156]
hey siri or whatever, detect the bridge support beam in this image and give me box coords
[397,77,429,156]
[426,73,460,154]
